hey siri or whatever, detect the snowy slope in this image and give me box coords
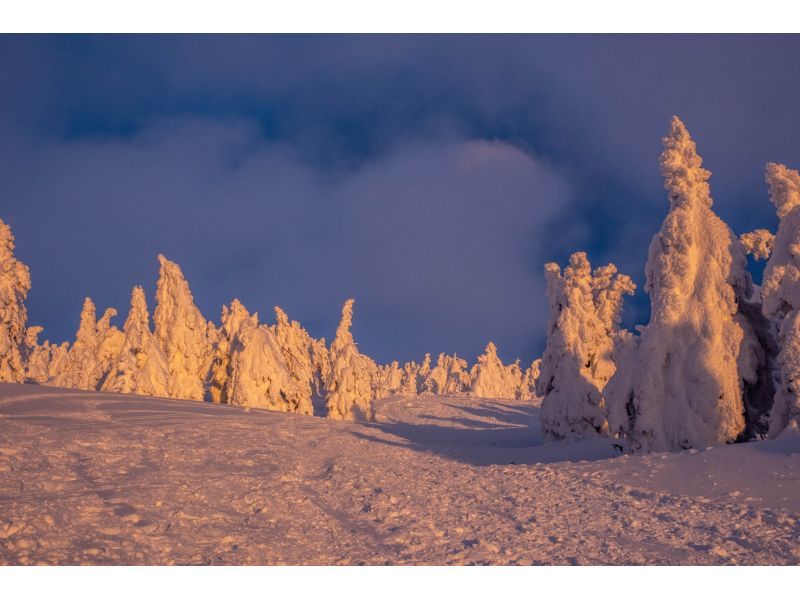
[0,383,798,565]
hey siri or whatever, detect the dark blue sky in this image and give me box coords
[1,35,798,364]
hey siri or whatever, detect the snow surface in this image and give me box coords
[1,383,798,565]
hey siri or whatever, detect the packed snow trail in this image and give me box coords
[0,384,798,565]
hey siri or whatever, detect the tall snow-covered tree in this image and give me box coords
[538,253,634,441]
[761,162,800,437]
[208,299,256,404]
[153,255,214,401]
[57,297,101,390]
[272,305,327,409]
[102,286,170,397]
[325,299,377,421]
[606,117,762,452]
[0,218,32,383]
[94,306,125,388]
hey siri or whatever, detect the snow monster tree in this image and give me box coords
[760,162,800,437]
[606,117,766,452]
[0,218,32,383]
[537,252,634,441]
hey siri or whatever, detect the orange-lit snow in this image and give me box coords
[1,383,798,565]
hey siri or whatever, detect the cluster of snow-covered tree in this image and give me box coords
[6,115,796,453]
[538,116,800,452]
[0,231,540,421]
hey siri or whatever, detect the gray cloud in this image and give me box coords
[2,35,799,363]
[1,114,568,363]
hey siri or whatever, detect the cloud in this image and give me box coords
[1,114,569,363]
[2,35,800,363]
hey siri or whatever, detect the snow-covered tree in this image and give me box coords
[761,162,800,437]
[424,353,450,395]
[516,359,541,402]
[46,342,70,381]
[226,317,314,414]
[0,218,32,383]
[272,305,326,409]
[505,359,524,397]
[153,255,214,401]
[325,299,377,421]
[444,354,471,395]
[537,252,634,441]
[23,326,49,383]
[101,286,170,397]
[208,299,256,404]
[469,342,519,399]
[26,338,71,384]
[741,229,775,261]
[398,361,419,396]
[55,297,101,390]
[94,306,125,388]
[416,353,431,394]
[206,300,314,413]
[310,336,330,399]
[51,298,123,390]
[373,360,404,399]
[606,117,762,452]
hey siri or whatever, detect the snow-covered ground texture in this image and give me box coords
[1,383,798,565]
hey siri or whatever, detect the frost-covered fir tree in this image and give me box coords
[46,341,70,381]
[325,299,377,421]
[506,360,525,397]
[761,163,800,437]
[53,297,101,390]
[310,336,331,399]
[425,353,450,395]
[444,354,471,395]
[208,299,256,404]
[398,361,419,396]
[272,305,327,409]
[537,253,634,441]
[0,219,32,383]
[23,326,70,384]
[101,286,170,397]
[23,326,48,383]
[374,360,404,399]
[469,342,519,399]
[416,353,432,394]
[516,359,542,402]
[153,255,214,401]
[223,307,314,414]
[94,307,125,388]
[741,229,775,262]
[51,298,123,390]
[606,117,763,452]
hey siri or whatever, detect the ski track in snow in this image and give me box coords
[0,383,798,565]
